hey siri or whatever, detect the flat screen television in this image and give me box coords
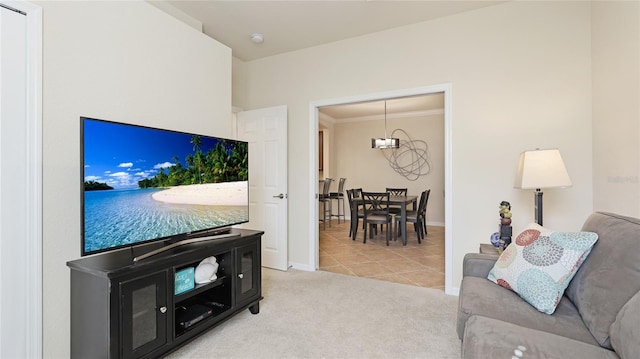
[81,117,249,257]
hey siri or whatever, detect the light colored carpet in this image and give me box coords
[166,268,461,358]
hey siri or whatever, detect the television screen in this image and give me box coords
[81,117,249,256]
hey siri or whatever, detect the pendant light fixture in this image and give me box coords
[371,100,400,149]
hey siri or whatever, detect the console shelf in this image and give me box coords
[67,229,263,359]
[174,275,227,302]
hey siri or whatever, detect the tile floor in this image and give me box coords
[319,219,445,290]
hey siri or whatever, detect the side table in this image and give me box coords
[479,243,500,255]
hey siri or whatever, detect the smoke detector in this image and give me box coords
[250,33,264,44]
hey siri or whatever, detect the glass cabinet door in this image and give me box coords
[236,242,259,304]
[121,271,168,358]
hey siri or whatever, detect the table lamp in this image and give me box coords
[514,148,572,226]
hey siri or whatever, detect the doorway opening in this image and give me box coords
[308,84,454,294]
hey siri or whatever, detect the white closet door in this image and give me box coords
[0,1,42,357]
[0,4,30,358]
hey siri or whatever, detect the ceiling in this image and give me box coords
[318,93,445,122]
[165,0,505,62]
[163,1,501,119]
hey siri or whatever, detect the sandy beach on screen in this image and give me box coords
[151,181,248,206]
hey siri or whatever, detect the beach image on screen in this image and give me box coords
[82,119,249,254]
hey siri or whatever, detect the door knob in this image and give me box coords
[238,273,244,279]
[159,306,167,314]
[272,193,285,199]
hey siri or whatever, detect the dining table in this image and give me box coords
[351,194,418,245]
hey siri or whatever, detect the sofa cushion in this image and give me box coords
[462,315,619,359]
[610,290,640,359]
[487,223,598,314]
[457,276,599,346]
[565,212,640,349]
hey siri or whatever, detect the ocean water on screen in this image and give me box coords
[83,188,248,253]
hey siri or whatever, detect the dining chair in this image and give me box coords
[386,187,408,214]
[395,189,430,243]
[329,177,346,224]
[420,189,431,237]
[346,188,364,239]
[319,178,333,229]
[362,191,393,246]
[386,188,408,196]
[352,187,362,199]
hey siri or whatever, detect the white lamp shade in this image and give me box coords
[514,149,572,189]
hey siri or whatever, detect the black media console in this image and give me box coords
[67,229,263,359]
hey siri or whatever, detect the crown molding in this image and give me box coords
[320,108,444,124]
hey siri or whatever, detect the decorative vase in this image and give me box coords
[490,232,500,247]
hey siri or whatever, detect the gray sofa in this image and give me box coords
[457,212,640,358]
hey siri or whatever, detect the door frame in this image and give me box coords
[0,0,43,356]
[308,83,455,295]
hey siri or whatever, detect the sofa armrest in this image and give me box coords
[463,253,499,278]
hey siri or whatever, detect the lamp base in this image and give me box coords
[534,189,543,226]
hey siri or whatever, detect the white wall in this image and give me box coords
[592,1,640,218]
[37,2,231,357]
[237,1,594,291]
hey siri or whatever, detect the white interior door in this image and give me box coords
[237,106,288,271]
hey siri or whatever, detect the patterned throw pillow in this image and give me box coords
[487,223,598,314]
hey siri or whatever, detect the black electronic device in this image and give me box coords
[80,116,249,257]
[175,303,213,330]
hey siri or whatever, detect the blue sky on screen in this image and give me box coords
[83,118,221,189]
